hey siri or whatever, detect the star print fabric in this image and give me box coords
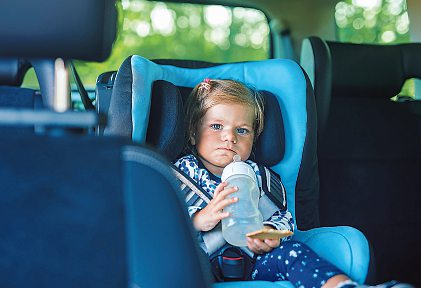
[251,240,344,287]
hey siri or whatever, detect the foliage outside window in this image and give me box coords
[22,0,269,90]
[335,0,414,98]
[335,0,410,44]
[81,1,269,86]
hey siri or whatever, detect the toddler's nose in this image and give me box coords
[223,130,237,144]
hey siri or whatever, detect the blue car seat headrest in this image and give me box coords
[108,58,285,166]
[0,58,31,86]
[327,42,421,98]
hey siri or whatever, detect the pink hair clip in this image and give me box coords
[199,78,211,91]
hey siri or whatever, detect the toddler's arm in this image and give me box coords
[264,210,295,240]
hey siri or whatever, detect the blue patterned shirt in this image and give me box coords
[174,154,294,255]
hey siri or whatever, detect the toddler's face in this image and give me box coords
[192,103,254,176]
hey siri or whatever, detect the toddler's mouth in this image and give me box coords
[218,147,236,153]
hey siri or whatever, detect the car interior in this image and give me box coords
[301,38,421,283]
[0,0,420,287]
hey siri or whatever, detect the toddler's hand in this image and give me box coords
[247,233,281,254]
[193,182,238,232]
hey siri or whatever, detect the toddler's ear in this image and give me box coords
[190,135,196,145]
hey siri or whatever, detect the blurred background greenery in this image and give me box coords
[336,0,409,43]
[73,1,271,86]
[22,0,412,98]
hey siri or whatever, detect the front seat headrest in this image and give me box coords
[0,0,117,61]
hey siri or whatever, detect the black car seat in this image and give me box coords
[96,70,117,134]
[299,37,332,138]
[0,135,211,288]
[0,58,42,108]
[300,37,421,285]
[0,58,44,135]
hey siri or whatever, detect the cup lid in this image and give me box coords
[221,156,257,183]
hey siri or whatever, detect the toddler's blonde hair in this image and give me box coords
[185,79,264,144]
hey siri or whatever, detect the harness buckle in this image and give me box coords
[210,245,253,282]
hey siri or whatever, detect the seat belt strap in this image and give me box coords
[171,166,227,256]
[70,61,95,111]
[258,165,287,210]
[171,166,212,205]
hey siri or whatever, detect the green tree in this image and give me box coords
[335,0,410,44]
[23,1,269,89]
[75,1,269,86]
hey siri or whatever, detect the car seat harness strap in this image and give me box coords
[171,165,287,282]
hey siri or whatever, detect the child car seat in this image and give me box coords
[103,55,371,286]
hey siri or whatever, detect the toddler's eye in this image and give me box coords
[236,128,250,135]
[210,124,222,130]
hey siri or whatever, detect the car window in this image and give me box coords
[335,0,410,44]
[80,0,270,85]
[22,0,270,108]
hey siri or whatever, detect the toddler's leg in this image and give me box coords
[251,240,344,287]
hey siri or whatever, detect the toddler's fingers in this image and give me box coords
[218,185,238,200]
[254,238,271,252]
[214,196,238,212]
[213,182,228,198]
[246,237,260,253]
[264,238,280,248]
[216,211,230,220]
